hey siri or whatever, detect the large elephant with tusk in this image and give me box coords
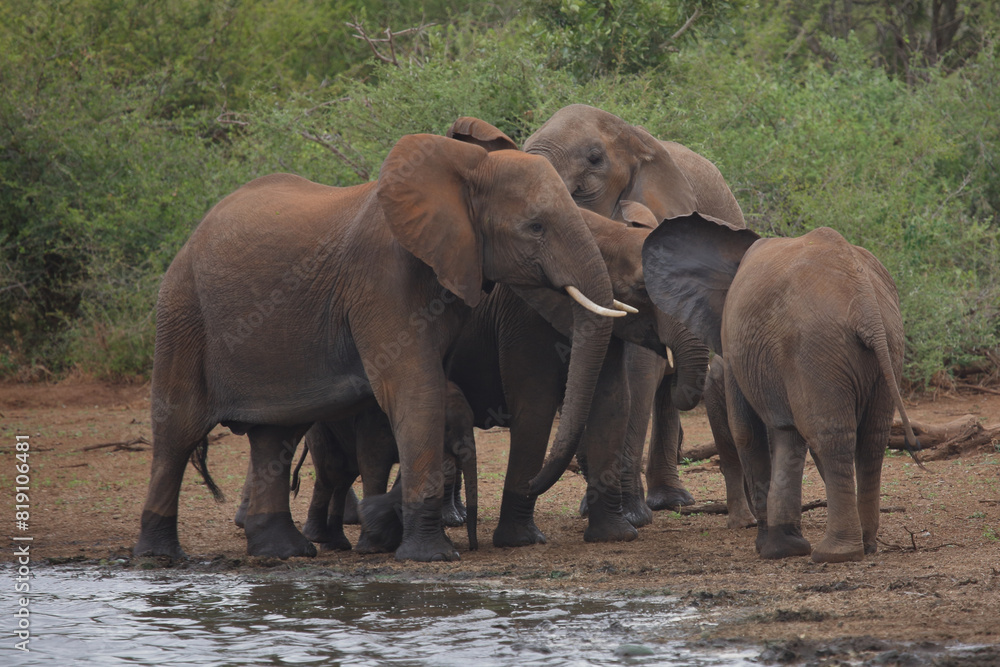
[134,132,632,562]
[377,118,709,548]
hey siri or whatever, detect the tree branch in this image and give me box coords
[669,8,702,42]
[347,20,436,68]
[300,131,370,181]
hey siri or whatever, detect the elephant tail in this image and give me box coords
[189,436,226,502]
[853,259,926,471]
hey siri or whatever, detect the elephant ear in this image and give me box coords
[626,126,699,222]
[446,117,519,152]
[641,212,761,354]
[378,134,489,307]
[619,200,658,229]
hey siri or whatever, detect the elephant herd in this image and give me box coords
[134,104,922,566]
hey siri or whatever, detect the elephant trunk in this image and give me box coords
[656,309,710,412]
[528,258,616,496]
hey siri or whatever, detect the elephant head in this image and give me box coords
[444,118,710,491]
[522,104,699,222]
[640,212,761,355]
[378,131,629,496]
[517,204,711,413]
[523,104,745,227]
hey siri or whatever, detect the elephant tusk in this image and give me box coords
[565,286,628,318]
[613,299,639,314]
[666,346,674,370]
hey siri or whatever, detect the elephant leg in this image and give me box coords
[374,377,458,563]
[645,377,695,510]
[856,399,892,555]
[616,345,657,525]
[441,456,466,527]
[726,369,772,555]
[234,460,252,529]
[494,394,560,547]
[243,424,316,559]
[581,339,638,543]
[343,487,360,525]
[302,424,354,552]
[355,408,405,554]
[703,361,755,529]
[135,403,215,559]
[810,425,865,563]
[758,426,812,559]
[493,334,564,548]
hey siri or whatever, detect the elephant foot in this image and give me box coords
[584,513,639,543]
[343,488,360,525]
[357,492,403,553]
[646,485,695,511]
[585,490,639,543]
[234,497,248,529]
[395,500,459,562]
[442,498,467,527]
[622,493,653,528]
[494,490,546,547]
[303,514,352,552]
[864,538,878,555]
[756,521,812,560]
[812,533,865,563]
[302,512,333,544]
[244,512,317,559]
[493,520,547,547]
[134,511,186,559]
[317,534,353,552]
[726,502,758,530]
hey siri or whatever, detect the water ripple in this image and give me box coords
[4,566,756,666]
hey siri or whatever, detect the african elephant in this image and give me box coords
[421,116,709,548]
[522,103,746,516]
[642,216,921,562]
[295,380,477,553]
[133,132,630,563]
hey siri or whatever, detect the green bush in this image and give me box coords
[1,2,997,385]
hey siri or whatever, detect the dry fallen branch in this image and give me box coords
[891,415,1000,461]
[681,440,718,462]
[954,382,1000,396]
[79,437,151,453]
[682,414,1000,463]
[676,499,904,516]
[77,431,229,454]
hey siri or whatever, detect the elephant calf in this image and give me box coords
[643,217,921,563]
[298,381,477,553]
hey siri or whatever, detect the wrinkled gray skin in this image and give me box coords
[643,217,921,562]
[523,104,746,521]
[133,133,622,563]
[437,118,709,547]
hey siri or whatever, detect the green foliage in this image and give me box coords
[525,0,745,80]
[0,0,998,385]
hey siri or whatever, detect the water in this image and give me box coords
[3,565,757,666]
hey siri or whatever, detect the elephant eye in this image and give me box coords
[587,149,602,165]
[529,222,544,234]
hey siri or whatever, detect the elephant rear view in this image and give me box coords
[643,218,921,563]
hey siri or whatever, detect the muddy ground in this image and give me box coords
[2,381,999,664]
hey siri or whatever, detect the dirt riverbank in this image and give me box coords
[2,381,999,663]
